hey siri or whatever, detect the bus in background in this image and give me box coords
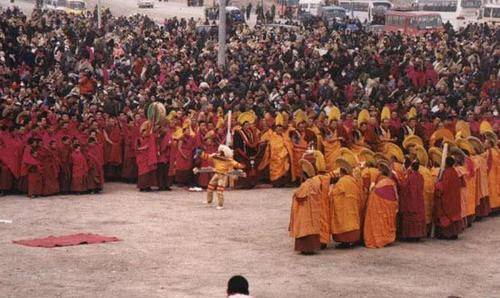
[480,4,500,25]
[43,0,67,11]
[337,0,393,23]
[65,0,86,14]
[384,10,443,35]
[413,0,481,29]
[299,0,324,16]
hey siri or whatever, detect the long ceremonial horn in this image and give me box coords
[226,110,232,146]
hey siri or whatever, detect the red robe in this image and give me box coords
[86,143,105,191]
[22,147,43,197]
[136,134,158,189]
[197,142,218,188]
[71,150,89,192]
[104,126,123,165]
[58,143,73,193]
[399,169,426,239]
[157,131,173,189]
[121,125,138,181]
[41,147,61,196]
[434,167,465,238]
[175,134,197,185]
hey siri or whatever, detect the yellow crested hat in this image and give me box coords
[381,106,391,122]
[299,159,316,178]
[414,145,429,167]
[428,147,443,167]
[237,111,256,125]
[339,147,358,167]
[358,148,376,164]
[384,142,404,163]
[357,109,370,125]
[467,136,484,154]
[403,134,424,150]
[204,130,216,140]
[479,120,493,134]
[312,150,326,174]
[456,138,474,156]
[406,107,417,120]
[483,131,498,144]
[455,120,471,138]
[275,112,285,127]
[328,106,341,122]
[173,126,183,139]
[333,157,353,175]
[293,109,308,125]
[166,110,177,122]
[430,128,455,147]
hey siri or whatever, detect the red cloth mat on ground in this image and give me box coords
[13,233,121,248]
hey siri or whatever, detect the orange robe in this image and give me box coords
[330,175,363,243]
[456,157,477,219]
[260,131,293,182]
[472,154,490,217]
[322,130,342,172]
[290,130,308,182]
[363,177,399,248]
[487,148,500,210]
[289,175,330,250]
[419,166,435,225]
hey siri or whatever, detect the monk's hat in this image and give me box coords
[357,109,370,125]
[333,157,353,175]
[456,138,474,156]
[147,102,166,124]
[218,144,233,158]
[358,148,376,164]
[466,136,484,155]
[483,131,498,145]
[140,120,152,136]
[377,160,391,176]
[327,106,341,122]
[299,159,316,178]
[173,127,183,140]
[204,130,216,141]
[406,107,417,120]
[402,134,424,150]
[237,111,256,125]
[380,106,391,122]
[455,120,471,138]
[413,145,429,167]
[428,147,443,167]
[479,120,493,135]
[339,147,358,167]
[430,128,455,147]
[374,152,389,163]
[383,142,404,163]
[275,112,285,127]
[449,146,466,161]
[293,109,308,125]
[312,150,327,174]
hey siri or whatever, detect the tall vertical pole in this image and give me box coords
[97,0,102,29]
[217,0,226,68]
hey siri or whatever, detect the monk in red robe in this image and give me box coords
[0,129,20,195]
[136,124,158,191]
[58,136,73,193]
[398,160,426,240]
[22,138,44,198]
[434,157,466,240]
[86,137,105,193]
[121,120,138,183]
[175,128,197,186]
[103,118,123,181]
[157,127,173,191]
[41,140,61,196]
[71,144,89,193]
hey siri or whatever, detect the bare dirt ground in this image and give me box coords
[0,183,499,298]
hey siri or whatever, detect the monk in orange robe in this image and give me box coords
[455,155,477,226]
[330,168,363,247]
[260,125,293,187]
[322,121,347,172]
[472,153,490,218]
[484,139,499,212]
[289,123,310,183]
[420,165,436,233]
[434,157,466,239]
[363,163,399,248]
[289,171,331,254]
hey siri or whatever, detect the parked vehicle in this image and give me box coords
[413,0,481,29]
[480,4,500,25]
[337,0,393,23]
[384,10,443,35]
[65,0,86,14]
[137,0,154,9]
[298,0,324,16]
[318,5,347,27]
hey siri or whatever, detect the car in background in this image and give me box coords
[65,0,86,14]
[226,6,245,23]
[137,0,154,9]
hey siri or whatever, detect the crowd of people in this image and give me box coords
[0,2,498,233]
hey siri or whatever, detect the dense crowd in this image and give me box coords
[0,4,498,201]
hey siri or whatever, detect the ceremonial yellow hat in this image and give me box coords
[299,159,316,178]
[402,135,424,150]
[217,107,224,117]
[293,109,308,125]
[466,136,484,155]
[333,157,353,175]
[456,138,474,156]
[430,128,455,147]
[204,130,216,140]
[479,120,493,134]
[483,131,498,144]
[339,147,358,167]
[166,110,177,122]
[328,106,341,122]
[216,117,224,129]
[406,107,417,120]
[414,145,429,167]
[374,153,389,163]
[238,111,256,125]
[312,150,327,174]
[449,146,466,160]
[140,120,152,136]
[358,148,376,164]
[428,147,443,167]
[384,142,404,163]
[357,109,370,125]
[173,126,183,140]
[455,120,471,138]
[275,112,285,127]
[381,106,391,122]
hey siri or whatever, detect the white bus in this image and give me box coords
[299,0,325,16]
[480,4,500,25]
[43,0,68,11]
[337,0,393,23]
[413,0,481,29]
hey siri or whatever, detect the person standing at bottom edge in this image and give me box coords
[227,275,251,297]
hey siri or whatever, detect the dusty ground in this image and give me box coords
[0,183,499,298]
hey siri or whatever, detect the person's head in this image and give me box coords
[227,275,249,296]
[411,159,420,171]
[445,156,455,168]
